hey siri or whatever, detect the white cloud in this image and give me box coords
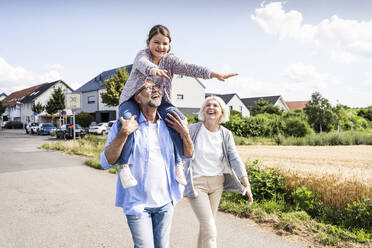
[251,2,372,62]
[0,57,62,93]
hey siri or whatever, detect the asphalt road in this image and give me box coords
[0,129,308,248]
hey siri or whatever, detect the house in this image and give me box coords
[205,93,250,117]
[171,75,206,115]
[0,93,7,101]
[241,95,289,112]
[286,101,309,110]
[21,80,73,123]
[2,83,46,122]
[1,80,73,124]
[74,65,132,123]
[75,67,207,121]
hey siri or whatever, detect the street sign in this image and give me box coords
[61,110,66,116]
[66,94,81,109]
[33,113,38,116]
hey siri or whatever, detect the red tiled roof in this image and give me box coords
[2,83,47,107]
[286,101,309,110]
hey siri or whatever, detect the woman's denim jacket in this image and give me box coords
[184,122,248,198]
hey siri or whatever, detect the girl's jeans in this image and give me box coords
[116,99,184,165]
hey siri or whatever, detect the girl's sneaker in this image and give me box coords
[119,165,137,189]
[175,164,187,185]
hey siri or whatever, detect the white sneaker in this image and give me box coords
[119,165,138,189]
[175,164,187,185]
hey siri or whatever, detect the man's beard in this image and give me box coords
[147,97,161,107]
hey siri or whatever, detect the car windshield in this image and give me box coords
[32,123,39,126]
[97,123,103,126]
[75,124,82,129]
[43,123,54,127]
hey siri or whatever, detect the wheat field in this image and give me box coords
[237,145,372,209]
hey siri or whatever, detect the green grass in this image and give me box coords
[275,131,372,146]
[233,135,276,145]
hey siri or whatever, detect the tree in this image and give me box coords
[251,98,283,116]
[357,106,372,122]
[75,112,94,128]
[45,87,66,115]
[0,101,6,116]
[304,92,336,132]
[101,67,130,106]
[32,102,44,114]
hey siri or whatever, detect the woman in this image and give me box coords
[184,96,254,248]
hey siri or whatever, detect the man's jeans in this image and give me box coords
[126,202,174,248]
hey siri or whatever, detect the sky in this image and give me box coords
[1,0,372,107]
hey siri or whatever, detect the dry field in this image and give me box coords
[237,145,372,209]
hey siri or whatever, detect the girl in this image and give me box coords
[117,24,238,189]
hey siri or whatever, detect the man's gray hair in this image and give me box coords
[198,96,230,123]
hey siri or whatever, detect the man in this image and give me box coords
[100,79,193,248]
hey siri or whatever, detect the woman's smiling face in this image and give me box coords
[203,99,222,123]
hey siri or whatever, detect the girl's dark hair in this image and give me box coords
[147,25,171,43]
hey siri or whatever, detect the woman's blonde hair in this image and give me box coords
[198,96,230,123]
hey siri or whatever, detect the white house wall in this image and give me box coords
[227,95,250,117]
[275,97,289,111]
[171,76,204,109]
[98,89,118,112]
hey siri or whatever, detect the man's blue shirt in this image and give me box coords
[100,112,184,217]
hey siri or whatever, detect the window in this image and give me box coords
[239,106,243,112]
[88,96,95,104]
[229,106,233,110]
[177,94,184,100]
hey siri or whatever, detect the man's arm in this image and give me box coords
[104,116,138,165]
[165,112,193,158]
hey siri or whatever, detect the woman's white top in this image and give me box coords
[191,123,224,178]
[145,123,171,208]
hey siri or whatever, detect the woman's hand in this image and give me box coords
[151,68,170,80]
[241,176,253,206]
[165,111,189,136]
[242,185,254,206]
[210,72,238,81]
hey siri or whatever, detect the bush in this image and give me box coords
[75,112,94,128]
[184,114,199,125]
[291,186,325,218]
[343,198,372,231]
[247,160,286,201]
[283,117,312,137]
[4,121,23,129]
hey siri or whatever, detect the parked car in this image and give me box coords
[89,122,108,135]
[1,121,8,128]
[56,124,86,140]
[25,122,39,134]
[105,120,116,134]
[37,123,56,135]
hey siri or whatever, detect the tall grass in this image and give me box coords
[275,131,372,146]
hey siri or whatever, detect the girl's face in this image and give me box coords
[203,99,222,123]
[147,33,170,61]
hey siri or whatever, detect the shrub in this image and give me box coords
[343,198,372,231]
[185,114,199,124]
[283,117,312,137]
[291,186,324,218]
[4,121,23,129]
[75,112,94,128]
[247,160,286,201]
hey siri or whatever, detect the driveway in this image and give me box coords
[0,129,308,248]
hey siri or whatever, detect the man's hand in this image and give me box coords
[120,115,138,136]
[210,72,238,81]
[151,68,170,80]
[165,112,189,136]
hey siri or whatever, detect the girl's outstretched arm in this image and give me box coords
[167,54,238,81]
[210,72,238,81]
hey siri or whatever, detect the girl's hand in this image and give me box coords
[211,72,238,81]
[151,68,170,80]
